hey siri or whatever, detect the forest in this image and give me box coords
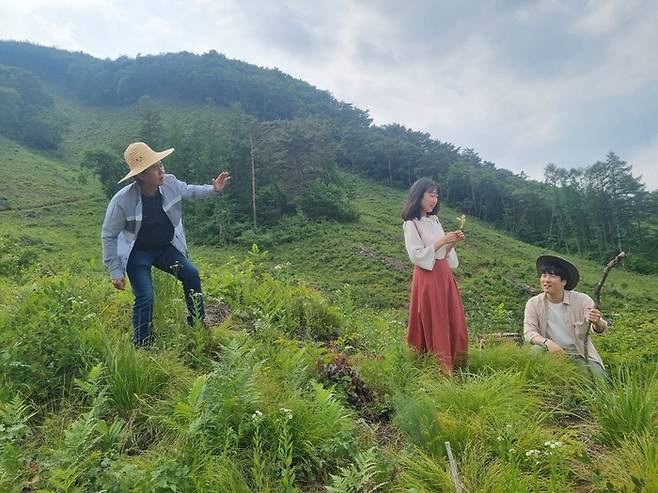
[1,40,656,273]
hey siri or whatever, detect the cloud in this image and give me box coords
[1,0,657,189]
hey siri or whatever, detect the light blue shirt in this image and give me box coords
[102,174,215,279]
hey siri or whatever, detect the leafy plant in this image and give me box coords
[326,447,388,493]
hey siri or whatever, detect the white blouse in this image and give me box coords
[403,215,459,271]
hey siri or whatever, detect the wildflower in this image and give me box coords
[525,449,540,458]
[544,440,563,449]
[251,410,263,421]
[496,436,503,441]
[279,407,293,420]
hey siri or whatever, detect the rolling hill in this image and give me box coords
[0,54,657,492]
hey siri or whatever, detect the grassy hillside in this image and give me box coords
[1,96,658,492]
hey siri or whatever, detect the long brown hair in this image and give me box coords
[401,178,440,220]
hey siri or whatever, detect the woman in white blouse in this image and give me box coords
[402,178,469,373]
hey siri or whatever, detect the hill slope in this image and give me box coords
[1,92,658,492]
[4,41,656,275]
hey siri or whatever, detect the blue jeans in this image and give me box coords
[126,244,205,346]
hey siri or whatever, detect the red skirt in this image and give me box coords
[407,258,469,371]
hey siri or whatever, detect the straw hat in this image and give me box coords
[118,142,174,183]
[536,255,580,290]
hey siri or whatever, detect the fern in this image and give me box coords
[0,395,34,445]
[326,447,387,493]
[74,363,109,418]
[0,395,34,482]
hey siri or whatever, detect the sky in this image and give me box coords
[2,0,657,189]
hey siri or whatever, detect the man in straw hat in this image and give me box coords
[523,255,608,377]
[102,142,230,347]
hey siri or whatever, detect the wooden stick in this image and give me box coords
[445,441,463,493]
[583,251,625,372]
[593,251,626,308]
[505,276,540,296]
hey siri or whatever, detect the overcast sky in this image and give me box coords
[2,0,657,189]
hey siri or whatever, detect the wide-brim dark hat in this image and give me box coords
[536,255,580,290]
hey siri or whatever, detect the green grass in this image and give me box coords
[1,92,658,491]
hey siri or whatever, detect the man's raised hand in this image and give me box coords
[213,171,231,192]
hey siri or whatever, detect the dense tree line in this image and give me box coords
[0,65,69,148]
[2,41,656,272]
[0,41,356,122]
[81,97,358,245]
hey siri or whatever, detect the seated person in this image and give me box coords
[524,255,608,377]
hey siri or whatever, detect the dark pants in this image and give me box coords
[126,244,205,346]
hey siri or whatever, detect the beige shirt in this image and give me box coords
[403,215,459,271]
[524,290,607,366]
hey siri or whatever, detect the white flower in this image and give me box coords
[279,407,293,420]
[496,436,503,441]
[525,449,540,458]
[544,440,563,449]
[251,410,263,420]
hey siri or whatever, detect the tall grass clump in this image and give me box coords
[101,337,172,418]
[392,448,453,492]
[393,371,539,458]
[581,364,658,447]
[392,369,581,486]
[592,432,658,492]
[466,342,588,410]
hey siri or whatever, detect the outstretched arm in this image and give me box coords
[172,172,229,200]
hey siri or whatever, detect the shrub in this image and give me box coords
[0,275,102,402]
[297,179,359,222]
[207,248,343,342]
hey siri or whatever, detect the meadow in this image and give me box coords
[0,100,657,492]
